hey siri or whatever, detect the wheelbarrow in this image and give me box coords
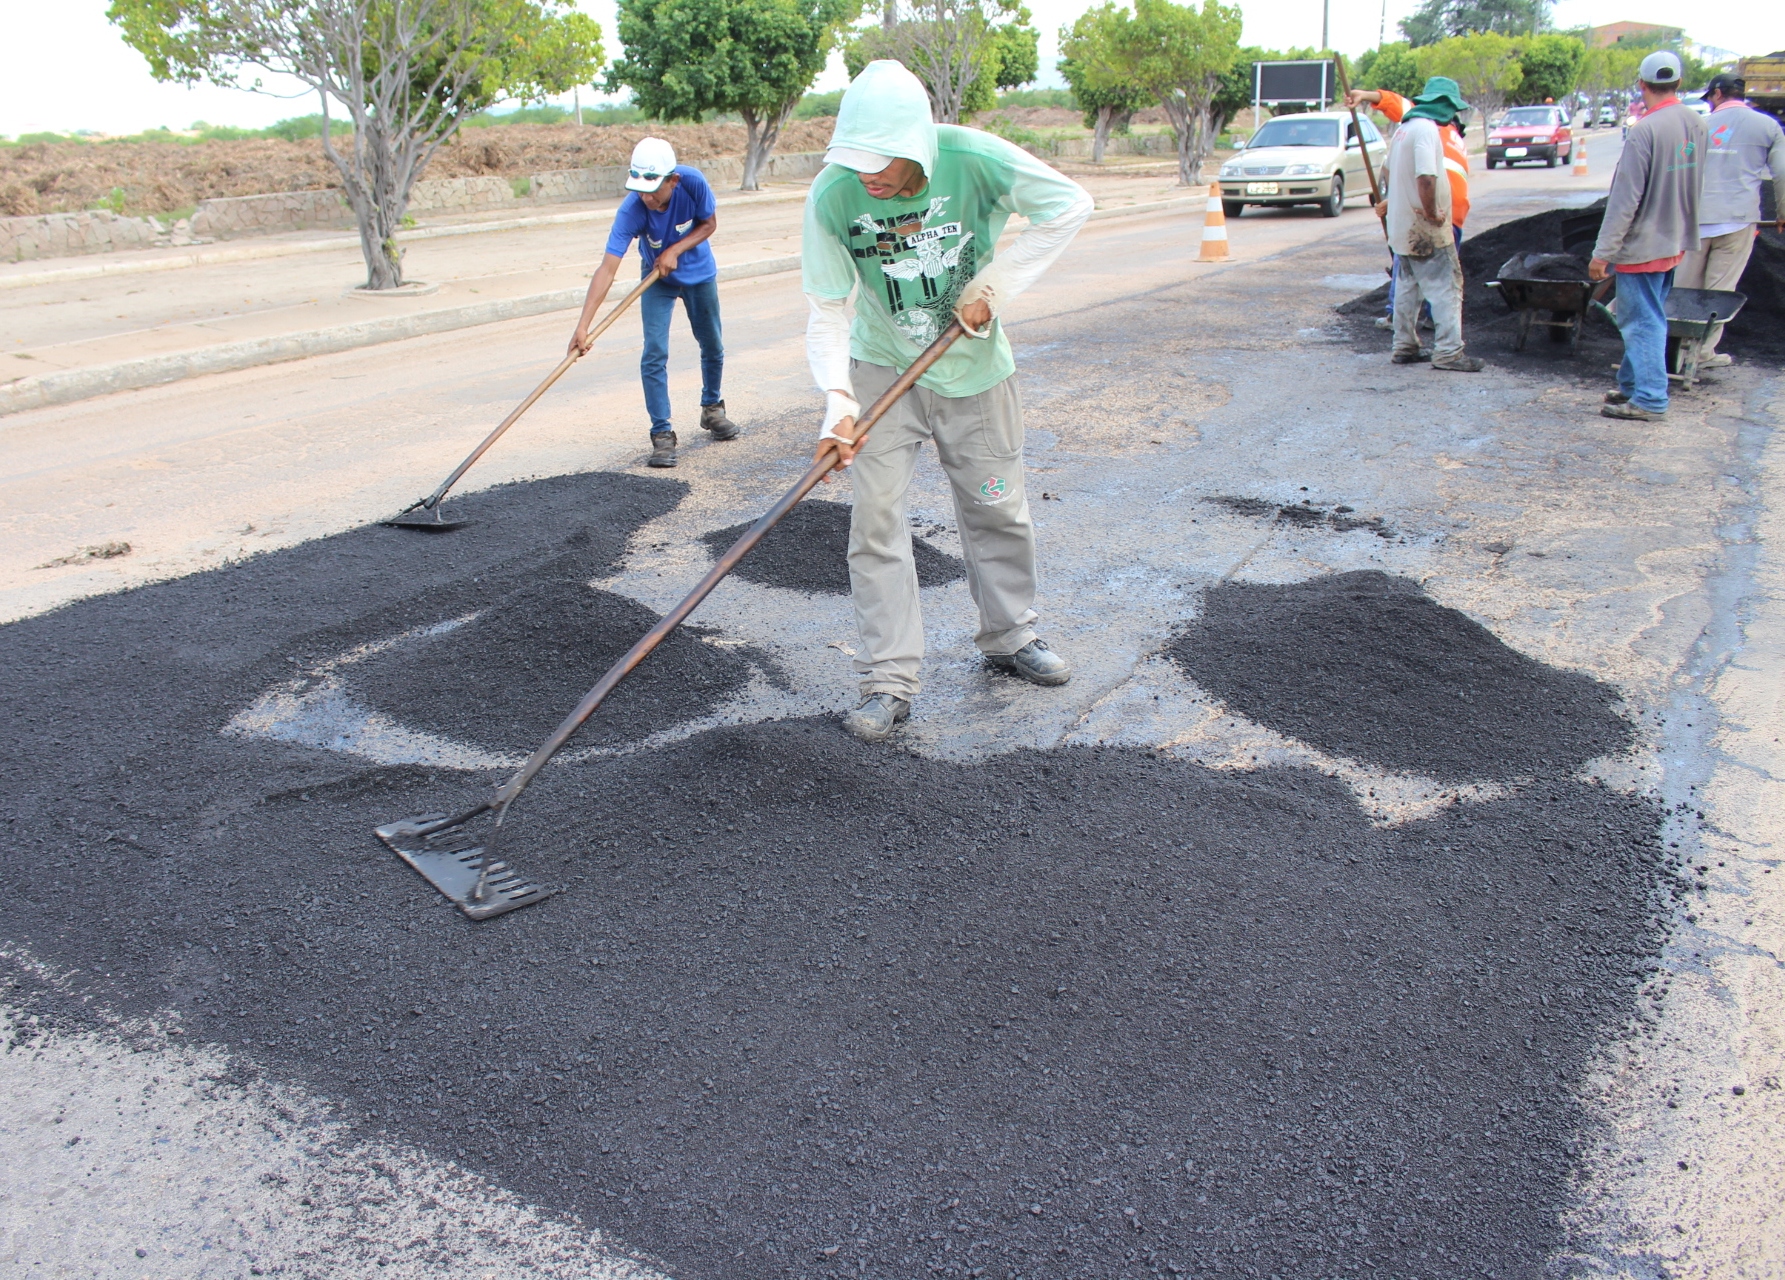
[1664,287,1747,385]
[1486,275,1599,354]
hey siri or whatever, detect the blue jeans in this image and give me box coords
[1388,224,1463,318]
[1613,268,1672,412]
[639,275,724,436]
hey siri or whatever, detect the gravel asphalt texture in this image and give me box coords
[0,469,1674,1278]
[701,498,966,596]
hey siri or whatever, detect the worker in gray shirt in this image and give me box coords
[1675,72,1785,368]
[1590,51,1709,421]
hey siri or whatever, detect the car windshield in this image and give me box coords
[1500,108,1555,127]
[1248,118,1340,148]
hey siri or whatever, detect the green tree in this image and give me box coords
[1110,0,1244,185]
[1419,31,1524,124]
[1058,3,1150,160]
[108,0,602,290]
[1512,32,1583,102]
[609,0,859,189]
[845,0,1036,123]
[1399,0,1550,47]
[1355,41,1423,97]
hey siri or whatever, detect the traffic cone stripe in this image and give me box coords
[1572,140,1588,176]
[1198,181,1229,261]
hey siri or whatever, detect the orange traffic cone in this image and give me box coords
[1572,140,1588,176]
[1199,182,1229,262]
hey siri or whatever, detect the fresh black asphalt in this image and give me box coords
[0,471,1673,1279]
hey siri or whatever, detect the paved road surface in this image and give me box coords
[4,140,1782,1278]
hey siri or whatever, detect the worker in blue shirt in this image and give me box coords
[569,138,737,468]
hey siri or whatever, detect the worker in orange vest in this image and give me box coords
[1348,81,1472,330]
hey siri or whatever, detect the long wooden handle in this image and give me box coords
[488,321,967,815]
[416,266,663,512]
[1331,52,1388,243]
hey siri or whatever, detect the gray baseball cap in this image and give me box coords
[1638,51,1682,86]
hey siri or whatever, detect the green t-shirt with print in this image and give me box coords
[802,125,1086,398]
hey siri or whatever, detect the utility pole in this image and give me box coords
[1322,0,1329,52]
[1379,0,1387,46]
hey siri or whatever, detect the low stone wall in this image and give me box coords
[1035,134,1175,159]
[1,210,164,262]
[190,189,352,239]
[408,174,521,215]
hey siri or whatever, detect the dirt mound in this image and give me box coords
[701,499,965,595]
[0,120,841,218]
[1170,570,1631,781]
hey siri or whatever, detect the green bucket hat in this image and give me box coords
[1407,76,1471,121]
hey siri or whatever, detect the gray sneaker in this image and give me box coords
[986,639,1072,686]
[843,693,911,743]
[700,401,739,440]
[648,431,678,468]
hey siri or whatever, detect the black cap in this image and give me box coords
[1704,74,1745,99]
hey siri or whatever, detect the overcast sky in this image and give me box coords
[2,0,1777,137]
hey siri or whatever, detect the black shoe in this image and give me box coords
[648,431,678,468]
[700,401,739,440]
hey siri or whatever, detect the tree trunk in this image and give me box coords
[1092,105,1112,164]
[321,97,409,290]
[740,102,794,191]
[1162,98,1197,186]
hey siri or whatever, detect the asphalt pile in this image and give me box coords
[0,474,1671,1279]
[1497,252,1591,282]
[1170,570,1631,782]
[1340,202,1785,368]
[701,499,965,596]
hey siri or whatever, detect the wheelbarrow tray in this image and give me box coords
[1487,276,1598,354]
[1664,287,1747,385]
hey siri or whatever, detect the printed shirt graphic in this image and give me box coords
[802,126,1085,397]
[606,165,717,286]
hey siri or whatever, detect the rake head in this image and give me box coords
[384,503,469,532]
[374,812,555,919]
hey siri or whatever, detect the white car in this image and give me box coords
[1217,111,1388,218]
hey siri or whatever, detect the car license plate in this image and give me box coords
[1505,147,1527,157]
[1245,182,1279,195]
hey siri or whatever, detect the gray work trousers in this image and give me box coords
[1393,240,1465,361]
[846,359,1038,699]
[1676,226,1755,355]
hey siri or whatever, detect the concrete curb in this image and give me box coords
[0,196,1204,418]
[0,255,799,418]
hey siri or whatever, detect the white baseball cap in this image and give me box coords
[825,146,894,174]
[1638,51,1682,86]
[626,138,678,192]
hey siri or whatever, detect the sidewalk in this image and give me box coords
[0,170,1201,417]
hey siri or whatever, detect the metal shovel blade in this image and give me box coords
[384,505,469,532]
[374,814,555,920]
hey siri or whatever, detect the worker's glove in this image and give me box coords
[953,273,1000,338]
[818,390,860,444]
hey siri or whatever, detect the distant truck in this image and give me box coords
[1740,52,1785,121]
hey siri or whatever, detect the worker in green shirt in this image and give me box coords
[805,60,1093,743]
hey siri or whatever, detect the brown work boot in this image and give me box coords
[1431,353,1485,372]
[700,401,739,440]
[1391,348,1432,364]
[1604,390,1630,405]
[1601,402,1665,421]
[648,431,678,468]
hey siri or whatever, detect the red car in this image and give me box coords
[1486,105,1574,168]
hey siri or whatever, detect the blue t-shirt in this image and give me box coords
[604,165,717,286]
